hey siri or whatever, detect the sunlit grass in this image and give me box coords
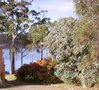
[5,74,17,81]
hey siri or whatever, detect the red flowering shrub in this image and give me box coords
[16,60,63,84]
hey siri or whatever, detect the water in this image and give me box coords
[3,49,49,73]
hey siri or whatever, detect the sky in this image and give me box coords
[31,0,77,22]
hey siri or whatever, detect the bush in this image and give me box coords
[16,60,63,84]
[54,62,80,84]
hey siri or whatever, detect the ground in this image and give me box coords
[0,84,65,90]
[0,75,99,90]
[0,82,99,90]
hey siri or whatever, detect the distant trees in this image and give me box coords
[29,24,49,60]
[16,34,31,66]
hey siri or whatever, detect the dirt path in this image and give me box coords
[0,85,65,90]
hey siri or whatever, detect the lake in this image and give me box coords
[3,49,49,73]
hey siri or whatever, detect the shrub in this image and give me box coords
[16,60,63,84]
[54,62,80,84]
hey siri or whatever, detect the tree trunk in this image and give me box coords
[20,48,28,65]
[10,33,16,74]
[96,42,99,61]
[21,49,23,66]
[31,47,34,63]
[40,45,43,60]
[80,75,87,88]
[80,69,87,88]
[11,51,15,74]
[0,47,5,83]
[9,48,12,74]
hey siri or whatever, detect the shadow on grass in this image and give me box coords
[0,79,63,89]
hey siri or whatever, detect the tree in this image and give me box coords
[44,18,89,83]
[73,0,99,87]
[0,0,35,74]
[73,0,99,58]
[73,0,99,17]
[16,34,31,66]
[29,24,49,60]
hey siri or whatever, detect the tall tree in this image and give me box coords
[0,0,33,74]
[73,0,99,17]
[73,0,99,87]
[73,0,99,43]
[29,24,49,60]
[44,18,87,83]
[73,0,99,64]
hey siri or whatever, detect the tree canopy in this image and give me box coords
[29,24,49,48]
[73,0,99,17]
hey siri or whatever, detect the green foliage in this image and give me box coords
[29,24,49,48]
[44,17,99,86]
[79,61,99,87]
[16,60,62,84]
[74,17,99,44]
[0,0,31,34]
[44,18,77,61]
[44,18,85,84]
[73,0,99,17]
[73,0,99,86]
[54,62,80,84]
[77,45,99,87]
[73,10,99,87]
[0,0,43,74]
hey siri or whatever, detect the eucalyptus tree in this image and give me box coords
[73,0,99,44]
[74,19,98,87]
[0,0,36,74]
[73,0,99,56]
[29,24,49,60]
[73,0,99,87]
[73,0,99,17]
[44,17,89,83]
[16,33,31,66]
